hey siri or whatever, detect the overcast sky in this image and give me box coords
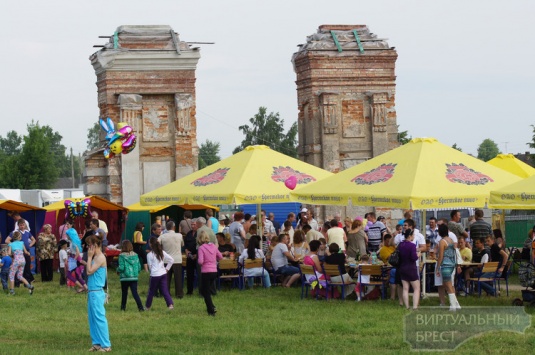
[1,0,534,160]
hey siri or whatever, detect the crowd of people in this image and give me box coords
[0,211,112,351]
[161,207,515,311]
[1,206,527,352]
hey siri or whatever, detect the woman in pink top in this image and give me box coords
[197,231,223,316]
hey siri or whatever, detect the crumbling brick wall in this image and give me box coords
[85,25,200,205]
[292,24,399,220]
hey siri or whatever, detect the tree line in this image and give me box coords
[0,121,82,189]
[2,113,533,189]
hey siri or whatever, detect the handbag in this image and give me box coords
[388,248,400,268]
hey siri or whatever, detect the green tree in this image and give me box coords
[397,126,411,145]
[0,121,64,188]
[452,143,463,152]
[19,122,59,188]
[477,138,501,162]
[233,107,297,157]
[528,125,535,163]
[0,131,22,155]
[41,124,70,177]
[0,131,22,187]
[87,122,101,151]
[198,140,221,169]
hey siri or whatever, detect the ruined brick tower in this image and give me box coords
[292,25,398,172]
[292,25,399,219]
[85,25,200,206]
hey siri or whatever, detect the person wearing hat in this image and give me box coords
[218,214,229,234]
[296,208,308,230]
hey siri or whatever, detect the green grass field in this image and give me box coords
[1,271,534,354]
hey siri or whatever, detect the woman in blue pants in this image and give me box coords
[86,235,111,352]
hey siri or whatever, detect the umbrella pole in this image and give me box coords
[501,209,505,237]
[421,209,427,299]
[257,204,263,238]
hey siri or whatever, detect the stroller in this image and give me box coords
[512,262,535,307]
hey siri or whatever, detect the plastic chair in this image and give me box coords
[467,261,499,297]
[358,265,387,300]
[217,259,242,290]
[322,264,355,300]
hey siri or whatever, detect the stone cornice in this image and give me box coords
[90,49,201,75]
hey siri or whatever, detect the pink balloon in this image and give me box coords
[285,176,297,190]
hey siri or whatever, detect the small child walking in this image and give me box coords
[1,248,12,293]
[7,231,34,295]
[58,240,68,286]
[117,240,144,311]
[66,229,87,293]
[145,237,174,310]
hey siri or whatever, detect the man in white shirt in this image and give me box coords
[270,234,301,287]
[12,212,30,232]
[394,220,425,251]
[307,210,319,231]
[158,221,184,299]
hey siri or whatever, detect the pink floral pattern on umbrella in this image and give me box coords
[191,168,230,187]
[351,163,397,185]
[271,166,316,184]
[445,163,494,185]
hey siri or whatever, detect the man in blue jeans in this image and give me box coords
[270,234,301,287]
[478,235,509,296]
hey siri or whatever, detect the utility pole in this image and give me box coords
[71,147,75,188]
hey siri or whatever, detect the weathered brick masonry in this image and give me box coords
[84,25,200,205]
[292,25,399,219]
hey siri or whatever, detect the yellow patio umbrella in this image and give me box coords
[127,202,219,212]
[292,137,521,209]
[489,174,535,209]
[487,154,535,178]
[140,145,333,206]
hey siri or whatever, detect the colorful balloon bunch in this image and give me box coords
[65,198,91,220]
[99,117,137,159]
